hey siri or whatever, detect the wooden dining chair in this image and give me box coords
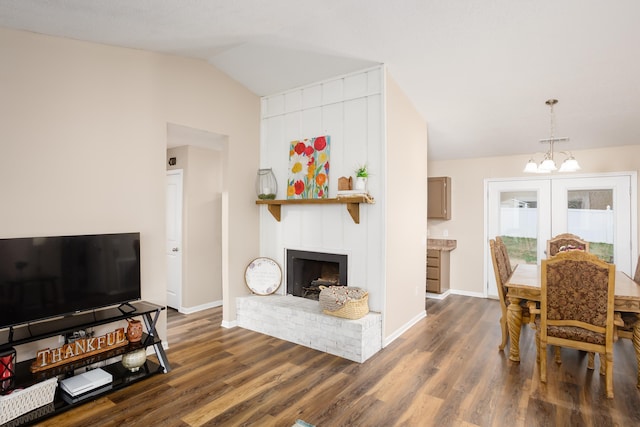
[536,250,616,398]
[490,238,532,351]
[546,233,589,257]
[546,233,595,365]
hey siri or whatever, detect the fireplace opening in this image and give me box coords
[287,250,348,300]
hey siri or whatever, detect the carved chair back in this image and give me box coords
[546,233,590,257]
[490,239,509,309]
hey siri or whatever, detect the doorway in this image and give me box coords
[486,172,637,298]
[166,123,228,315]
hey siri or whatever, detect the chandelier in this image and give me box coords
[523,99,581,173]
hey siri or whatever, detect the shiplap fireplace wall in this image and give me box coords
[246,65,429,354]
[257,66,386,314]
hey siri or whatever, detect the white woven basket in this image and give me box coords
[0,377,58,424]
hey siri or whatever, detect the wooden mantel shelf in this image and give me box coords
[256,195,375,224]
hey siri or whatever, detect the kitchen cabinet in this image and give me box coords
[428,177,451,220]
[426,249,450,294]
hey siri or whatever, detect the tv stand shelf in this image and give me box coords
[0,301,170,426]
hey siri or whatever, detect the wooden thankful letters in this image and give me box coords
[31,328,128,373]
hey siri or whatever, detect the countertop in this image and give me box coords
[427,238,457,251]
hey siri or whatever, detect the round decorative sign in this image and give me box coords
[244,257,282,295]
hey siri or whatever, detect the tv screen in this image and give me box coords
[0,232,141,329]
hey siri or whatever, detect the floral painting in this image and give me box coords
[287,135,330,199]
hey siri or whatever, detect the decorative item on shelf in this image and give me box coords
[287,135,330,199]
[0,347,16,393]
[256,168,277,200]
[338,176,353,191]
[354,163,368,191]
[523,99,581,173]
[126,319,143,343]
[31,328,128,373]
[121,348,147,372]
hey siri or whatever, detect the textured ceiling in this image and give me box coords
[1,0,639,161]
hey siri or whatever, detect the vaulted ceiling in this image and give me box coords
[1,0,639,161]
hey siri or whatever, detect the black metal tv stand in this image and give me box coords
[0,301,171,426]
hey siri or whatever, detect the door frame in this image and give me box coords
[484,171,637,298]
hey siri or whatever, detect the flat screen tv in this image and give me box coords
[0,232,141,329]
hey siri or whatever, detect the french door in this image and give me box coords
[486,173,636,298]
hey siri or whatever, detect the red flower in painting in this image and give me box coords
[324,161,330,172]
[294,142,306,154]
[307,156,315,166]
[314,136,327,151]
[294,180,305,195]
[305,145,315,156]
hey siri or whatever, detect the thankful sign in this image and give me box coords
[31,328,128,373]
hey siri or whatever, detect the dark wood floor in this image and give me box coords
[40,295,640,426]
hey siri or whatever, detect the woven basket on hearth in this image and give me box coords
[319,286,369,320]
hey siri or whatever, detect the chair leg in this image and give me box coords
[535,331,540,363]
[540,341,547,383]
[587,352,595,370]
[605,351,614,398]
[600,353,606,376]
[554,346,562,364]
[499,315,509,351]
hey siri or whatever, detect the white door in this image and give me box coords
[486,179,551,298]
[166,169,183,310]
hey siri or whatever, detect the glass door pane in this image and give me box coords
[567,189,614,262]
[487,180,551,298]
[499,191,539,265]
[552,176,632,274]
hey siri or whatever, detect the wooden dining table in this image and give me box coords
[505,263,640,387]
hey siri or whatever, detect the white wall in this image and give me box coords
[259,67,385,312]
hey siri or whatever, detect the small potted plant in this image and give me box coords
[354,164,368,191]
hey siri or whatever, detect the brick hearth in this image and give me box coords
[236,295,382,363]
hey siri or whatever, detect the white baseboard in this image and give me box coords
[426,290,450,300]
[221,319,237,329]
[382,309,427,347]
[449,289,485,298]
[178,300,223,314]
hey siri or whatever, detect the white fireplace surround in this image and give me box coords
[246,67,387,361]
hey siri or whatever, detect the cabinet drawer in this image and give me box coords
[427,266,440,280]
[427,257,440,268]
[427,249,440,258]
[427,279,440,293]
